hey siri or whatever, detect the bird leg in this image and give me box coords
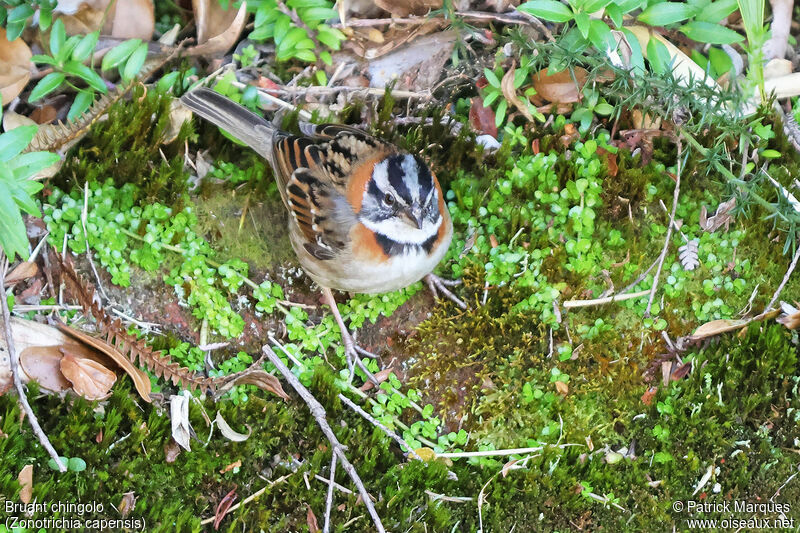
[424,273,467,310]
[321,287,378,382]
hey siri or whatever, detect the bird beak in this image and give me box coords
[403,208,424,230]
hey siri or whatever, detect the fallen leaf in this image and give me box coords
[219,460,242,474]
[532,67,587,104]
[18,465,33,504]
[689,318,750,340]
[56,0,154,40]
[213,487,238,530]
[374,0,441,16]
[0,28,32,106]
[641,387,658,406]
[118,491,136,518]
[4,261,39,285]
[170,393,192,451]
[193,0,241,45]
[18,346,72,392]
[661,361,673,387]
[306,504,320,533]
[60,350,117,400]
[554,381,569,395]
[670,361,692,381]
[501,64,534,122]
[778,302,800,330]
[366,30,456,91]
[164,440,181,463]
[469,97,497,137]
[700,197,736,233]
[215,411,251,442]
[188,1,247,57]
[3,109,36,131]
[412,447,437,461]
[219,365,289,400]
[501,458,519,477]
[359,367,394,392]
[56,322,152,402]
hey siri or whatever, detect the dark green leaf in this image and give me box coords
[28,72,65,102]
[101,39,141,71]
[517,0,574,22]
[587,18,612,50]
[575,10,590,38]
[484,68,501,88]
[293,49,316,62]
[7,151,60,181]
[696,0,738,22]
[60,35,82,64]
[274,15,292,44]
[646,36,672,74]
[0,126,36,162]
[8,4,34,24]
[679,21,744,44]
[615,0,645,12]
[583,0,611,13]
[299,6,337,22]
[31,54,58,66]
[62,61,107,92]
[605,3,623,27]
[5,22,25,41]
[637,2,696,26]
[72,31,99,63]
[277,27,308,54]
[50,19,66,58]
[67,90,94,122]
[0,181,29,260]
[122,42,148,80]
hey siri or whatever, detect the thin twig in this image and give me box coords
[437,443,581,459]
[333,10,541,28]
[262,345,386,533]
[618,257,660,295]
[0,256,66,472]
[765,243,800,312]
[323,455,337,533]
[274,84,431,100]
[338,393,422,460]
[645,140,683,317]
[81,181,108,301]
[563,289,651,309]
[199,472,295,525]
[314,473,353,494]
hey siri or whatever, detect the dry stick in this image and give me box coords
[0,257,67,472]
[562,289,651,309]
[262,345,386,533]
[337,393,422,460]
[333,10,541,28]
[199,473,296,525]
[645,140,683,317]
[765,243,800,312]
[322,454,337,533]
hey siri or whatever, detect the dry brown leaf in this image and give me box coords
[0,28,32,106]
[56,322,152,402]
[60,350,117,400]
[554,381,569,395]
[501,458,519,477]
[469,96,497,138]
[164,440,181,463]
[171,393,192,451]
[3,109,36,131]
[777,302,800,330]
[699,197,736,233]
[306,504,320,533]
[4,261,39,285]
[193,0,241,44]
[532,67,587,104]
[215,411,251,442]
[366,30,456,90]
[641,386,657,406]
[18,465,33,504]
[501,64,534,122]
[188,1,247,57]
[118,491,136,518]
[359,367,394,392]
[221,366,290,400]
[670,361,692,381]
[57,0,154,39]
[18,346,72,392]
[660,361,672,387]
[374,0,441,16]
[219,460,242,474]
[689,318,749,340]
[214,488,238,530]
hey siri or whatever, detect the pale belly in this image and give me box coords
[288,218,452,294]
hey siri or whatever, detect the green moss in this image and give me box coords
[57,86,194,207]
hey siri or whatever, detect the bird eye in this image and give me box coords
[383,193,395,206]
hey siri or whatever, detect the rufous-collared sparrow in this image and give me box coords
[181,88,465,374]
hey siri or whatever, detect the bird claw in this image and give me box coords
[425,273,467,310]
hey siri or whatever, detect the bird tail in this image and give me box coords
[180,87,279,164]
